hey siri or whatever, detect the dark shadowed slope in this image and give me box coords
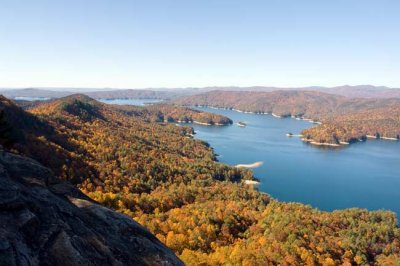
[0,150,183,266]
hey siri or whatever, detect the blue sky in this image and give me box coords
[0,0,399,88]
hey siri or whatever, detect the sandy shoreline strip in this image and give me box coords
[302,138,341,147]
[235,161,263,169]
[286,133,303,137]
[244,180,260,185]
[174,120,227,126]
[381,136,399,141]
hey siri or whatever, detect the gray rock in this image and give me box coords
[0,151,184,266]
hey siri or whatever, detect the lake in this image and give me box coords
[14,96,50,101]
[103,100,400,216]
[192,107,400,216]
[98,98,162,105]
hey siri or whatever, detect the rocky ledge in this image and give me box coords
[0,150,183,266]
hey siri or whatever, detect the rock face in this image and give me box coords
[0,150,183,266]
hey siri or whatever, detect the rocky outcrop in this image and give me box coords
[0,150,183,266]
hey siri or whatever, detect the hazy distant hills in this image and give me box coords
[192,85,400,98]
[1,85,400,100]
[308,85,400,98]
[0,88,73,99]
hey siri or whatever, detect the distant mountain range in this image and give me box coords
[186,85,400,98]
[1,85,400,99]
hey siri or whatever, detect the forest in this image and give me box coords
[1,94,399,265]
[174,90,400,145]
[19,97,232,126]
[113,103,232,125]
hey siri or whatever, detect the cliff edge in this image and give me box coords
[0,150,183,266]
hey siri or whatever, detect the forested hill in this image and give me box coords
[18,95,232,126]
[111,103,232,125]
[174,90,400,145]
[1,94,400,265]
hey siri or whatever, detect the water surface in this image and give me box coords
[14,96,50,101]
[98,98,162,106]
[191,107,400,216]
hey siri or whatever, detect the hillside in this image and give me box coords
[174,90,400,145]
[1,95,400,265]
[114,103,232,125]
[17,95,232,126]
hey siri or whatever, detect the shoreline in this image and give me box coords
[302,138,341,147]
[381,136,399,141]
[286,133,303,137]
[174,120,229,126]
[367,135,399,141]
[302,138,351,147]
[195,105,322,124]
[272,113,281,118]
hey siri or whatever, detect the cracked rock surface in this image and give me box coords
[0,150,183,266]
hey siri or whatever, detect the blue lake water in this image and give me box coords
[14,96,50,101]
[191,107,400,216]
[98,98,162,106]
[102,100,400,217]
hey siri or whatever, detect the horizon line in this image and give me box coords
[0,84,399,92]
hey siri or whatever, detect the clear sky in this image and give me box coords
[1,0,399,88]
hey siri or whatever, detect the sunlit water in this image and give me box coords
[104,100,400,216]
[98,98,162,105]
[14,96,50,101]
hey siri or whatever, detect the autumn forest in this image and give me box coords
[0,94,399,265]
